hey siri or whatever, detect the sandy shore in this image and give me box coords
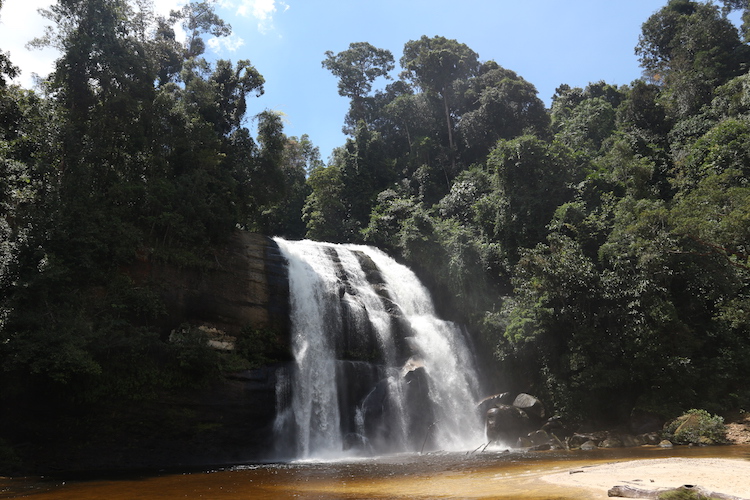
[540,457,750,499]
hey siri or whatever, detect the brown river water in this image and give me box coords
[2,445,750,499]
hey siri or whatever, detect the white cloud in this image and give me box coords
[208,34,245,53]
[152,0,185,17]
[0,0,185,88]
[0,0,58,87]
[235,0,288,34]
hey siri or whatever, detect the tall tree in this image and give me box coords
[169,0,231,59]
[456,61,549,163]
[400,36,480,163]
[635,0,750,116]
[485,135,580,260]
[322,42,394,131]
[719,0,750,41]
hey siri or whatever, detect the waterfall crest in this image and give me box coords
[273,238,484,458]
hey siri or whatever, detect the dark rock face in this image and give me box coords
[32,232,294,473]
[123,232,291,467]
[129,231,290,343]
[486,404,531,444]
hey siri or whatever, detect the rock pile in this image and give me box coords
[481,392,664,450]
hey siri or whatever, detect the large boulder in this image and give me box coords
[486,404,531,444]
[477,392,515,418]
[512,393,546,423]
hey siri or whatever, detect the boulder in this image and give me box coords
[512,393,546,421]
[527,429,551,446]
[600,436,623,448]
[516,436,533,448]
[672,413,702,440]
[568,433,599,449]
[640,432,662,445]
[580,440,598,450]
[529,443,551,451]
[477,392,515,417]
[486,404,531,444]
[621,434,644,447]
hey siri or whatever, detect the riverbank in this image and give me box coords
[2,445,750,499]
[539,412,750,499]
[540,456,750,499]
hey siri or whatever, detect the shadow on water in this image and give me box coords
[2,445,750,499]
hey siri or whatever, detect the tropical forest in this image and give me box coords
[1,0,749,474]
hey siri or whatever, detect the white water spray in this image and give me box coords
[274,239,484,458]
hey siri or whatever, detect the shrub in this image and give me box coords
[658,489,711,500]
[663,409,727,445]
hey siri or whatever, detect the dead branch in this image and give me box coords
[608,483,750,500]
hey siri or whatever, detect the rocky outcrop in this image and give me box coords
[483,393,665,451]
[0,231,296,475]
[484,393,545,445]
[76,231,294,469]
[129,231,290,340]
[486,404,531,444]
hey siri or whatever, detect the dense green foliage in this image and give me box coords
[1,0,749,464]
[663,409,728,444]
[0,0,310,417]
[313,1,750,424]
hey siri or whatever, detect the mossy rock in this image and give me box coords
[658,490,711,500]
[664,409,727,445]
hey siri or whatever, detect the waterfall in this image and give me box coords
[273,238,484,459]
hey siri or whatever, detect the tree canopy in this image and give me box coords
[1,0,750,470]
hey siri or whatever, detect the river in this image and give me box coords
[3,445,749,499]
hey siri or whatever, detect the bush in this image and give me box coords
[658,489,711,500]
[663,409,727,445]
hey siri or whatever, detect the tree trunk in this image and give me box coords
[442,90,454,151]
[441,89,456,177]
[608,484,750,500]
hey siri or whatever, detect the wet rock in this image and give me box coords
[568,433,598,449]
[486,404,531,444]
[527,429,551,446]
[589,431,609,442]
[541,415,569,439]
[512,393,546,421]
[600,436,623,448]
[529,443,551,451]
[580,440,598,450]
[477,392,515,417]
[516,436,533,448]
[659,439,674,448]
[621,434,644,447]
[641,432,662,445]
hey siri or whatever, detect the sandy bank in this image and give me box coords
[540,457,750,499]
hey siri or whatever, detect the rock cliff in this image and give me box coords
[22,232,295,473]
[109,231,294,468]
[129,231,290,343]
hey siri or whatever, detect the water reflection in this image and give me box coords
[2,446,749,499]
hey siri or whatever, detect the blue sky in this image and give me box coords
[1,0,681,160]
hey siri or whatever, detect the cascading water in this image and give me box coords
[273,238,484,459]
